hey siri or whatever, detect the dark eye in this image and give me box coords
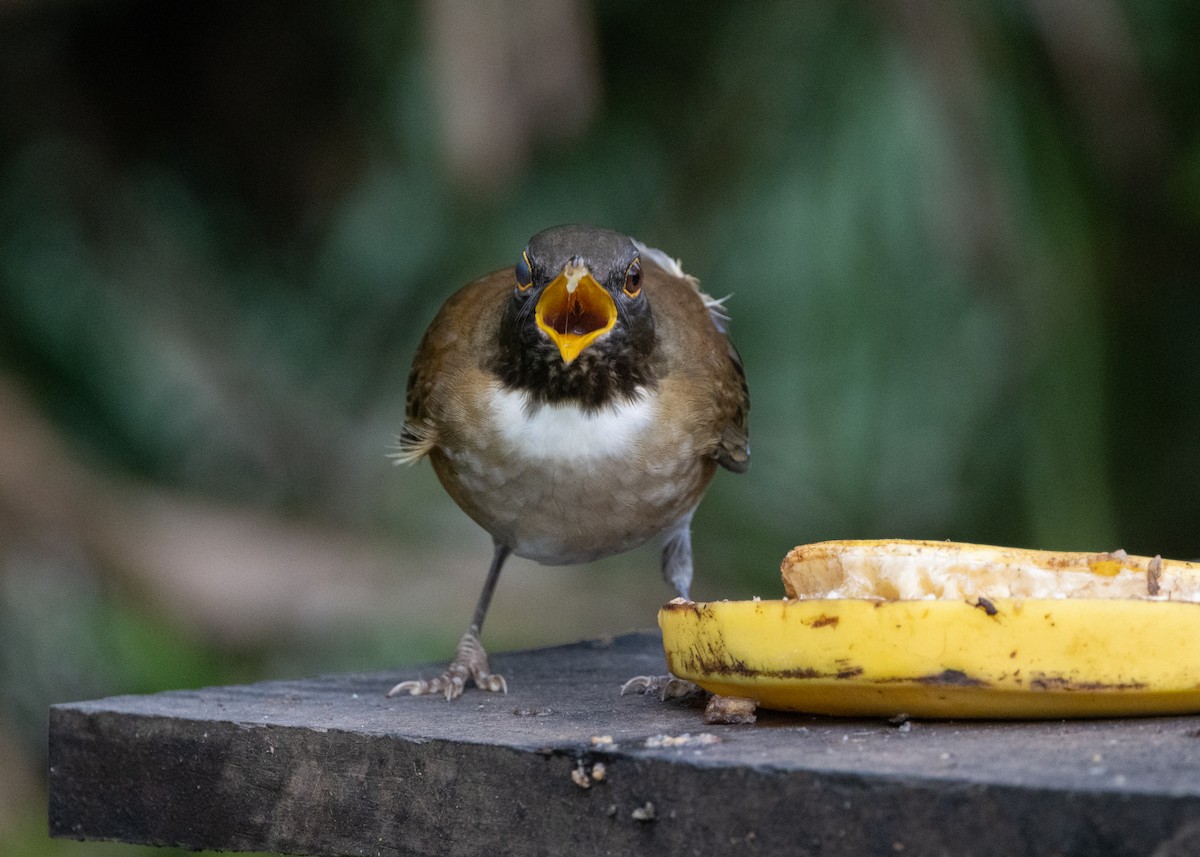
[623,258,642,298]
[515,250,533,291]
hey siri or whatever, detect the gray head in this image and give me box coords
[519,225,639,294]
[494,224,657,408]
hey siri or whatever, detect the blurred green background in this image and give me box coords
[1,0,1198,854]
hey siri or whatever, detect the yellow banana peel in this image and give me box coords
[660,540,1200,718]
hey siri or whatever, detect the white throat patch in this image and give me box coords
[487,386,655,462]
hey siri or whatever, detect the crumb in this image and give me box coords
[704,695,758,725]
[644,732,721,748]
[631,801,656,822]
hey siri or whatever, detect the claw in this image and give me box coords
[386,630,507,700]
[476,673,508,693]
[621,674,699,700]
[620,675,658,695]
[385,667,467,700]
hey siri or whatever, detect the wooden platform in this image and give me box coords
[49,631,1200,856]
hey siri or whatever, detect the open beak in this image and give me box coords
[535,262,617,364]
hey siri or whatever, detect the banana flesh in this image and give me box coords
[781,539,1197,602]
[660,540,1200,718]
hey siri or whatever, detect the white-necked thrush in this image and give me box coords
[388,225,749,699]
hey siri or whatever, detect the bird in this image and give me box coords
[387,224,749,700]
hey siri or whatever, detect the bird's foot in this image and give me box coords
[387,630,507,701]
[620,674,701,700]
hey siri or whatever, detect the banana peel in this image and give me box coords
[660,540,1200,718]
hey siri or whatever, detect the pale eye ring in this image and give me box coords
[623,258,642,298]
[515,250,533,291]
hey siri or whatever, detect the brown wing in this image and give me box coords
[715,337,751,473]
[394,270,510,464]
[642,260,750,474]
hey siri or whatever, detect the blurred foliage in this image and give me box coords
[1,0,1198,854]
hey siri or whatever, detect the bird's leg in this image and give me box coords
[622,517,702,698]
[659,513,695,599]
[387,542,512,700]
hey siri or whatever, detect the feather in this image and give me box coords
[389,419,438,465]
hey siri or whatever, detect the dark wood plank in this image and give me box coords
[49,632,1200,857]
